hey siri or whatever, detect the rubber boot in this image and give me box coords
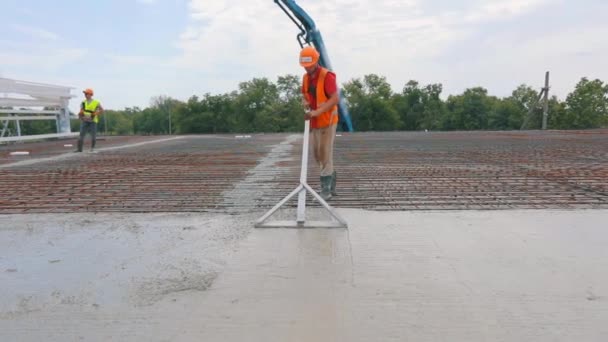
[330,171,337,196]
[320,175,333,201]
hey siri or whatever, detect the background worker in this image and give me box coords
[77,88,103,153]
[300,46,339,200]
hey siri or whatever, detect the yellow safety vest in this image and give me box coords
[82,99,101,123]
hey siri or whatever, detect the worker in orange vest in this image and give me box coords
[300,46,339,200]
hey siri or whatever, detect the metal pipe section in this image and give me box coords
[275,0,354,132]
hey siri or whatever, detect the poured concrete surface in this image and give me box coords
[2,209,607,341]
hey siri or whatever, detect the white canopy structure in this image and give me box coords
[0,77,76,143]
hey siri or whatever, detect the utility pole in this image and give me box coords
[520,71,551,130]
[542,71,550,130]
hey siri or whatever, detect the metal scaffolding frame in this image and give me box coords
[0,77,76,142]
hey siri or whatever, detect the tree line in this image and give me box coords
[5,74,608,136]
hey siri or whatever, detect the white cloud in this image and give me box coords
[171,0,559,95]
[172,0,469,94]
[188,1,227,20]
[12,24,60,41]
[464,0,552,23]
[172,0,299,89]
[0,48,88,70]
[10,0,602,112]
[453,24,608,99]
[157,0,606,105]
[105,53,169,67]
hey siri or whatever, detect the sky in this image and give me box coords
[1,0,607,113]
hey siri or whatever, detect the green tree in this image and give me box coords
[149,95,182,134]
[393,80,423,130]
[393,81,446,131]
[419,83,446,131]
[444,87,494,130]
[342,78,368,129]
[489,98,520,130]
[343,74,400,131]
[547,96,567,129]
[19,120,55,135]
[275,74,305,132]
[134,107,164,134]
[130,97,184,135]
[174,96,206,134]
[99,110,134,135]
[53,74,608,134]
[510,84,542,129]
[233,78,279,132]
[561,77,608,129]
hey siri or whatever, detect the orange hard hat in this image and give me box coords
[83,88,94,95]
[299,46,320,67]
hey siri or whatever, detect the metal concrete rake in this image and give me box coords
[255,120,348,228]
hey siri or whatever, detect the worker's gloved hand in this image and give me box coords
[304,110,318,121]
[301,98,310,111]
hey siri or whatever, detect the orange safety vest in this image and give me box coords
[302,67,339,129]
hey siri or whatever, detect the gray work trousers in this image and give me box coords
[78,121,97,151]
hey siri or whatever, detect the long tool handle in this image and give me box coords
[297,119,310,223]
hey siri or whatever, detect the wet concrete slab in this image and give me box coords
[1,209,607,341]
[188,209,608,342]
